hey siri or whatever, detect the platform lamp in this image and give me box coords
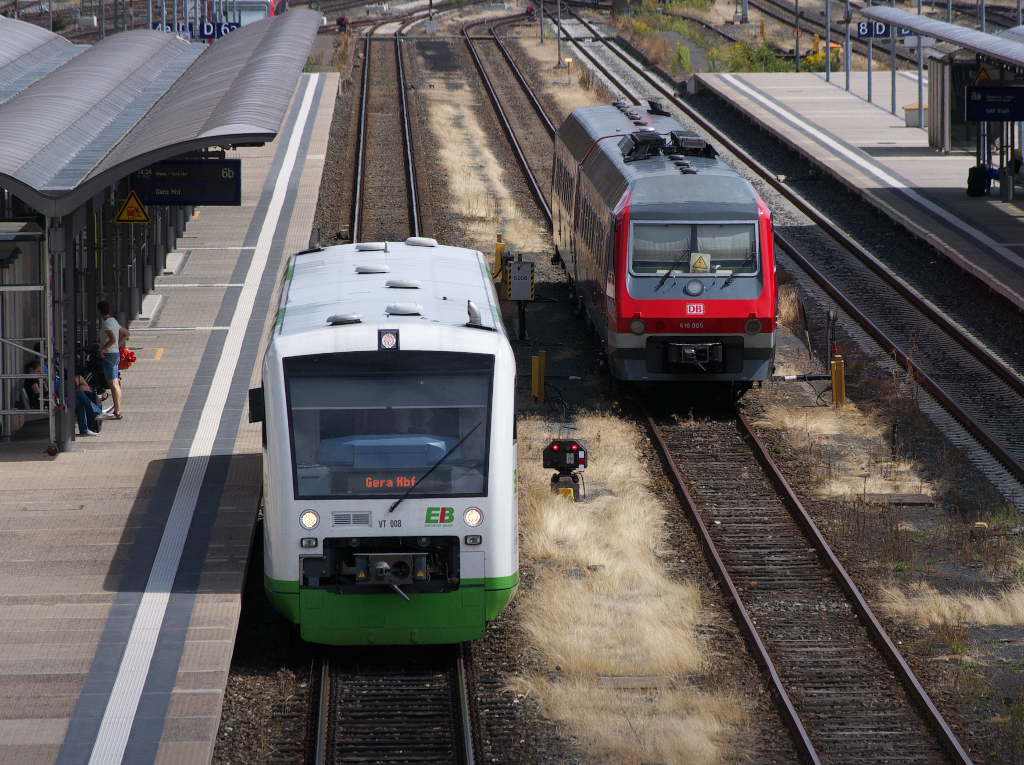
[554,0,566,68]
[917,0,924,130]
[844,0,851,91]
[867,0,872,104]
[891,0,897,116]
[825,0,831,82]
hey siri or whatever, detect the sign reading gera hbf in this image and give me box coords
[130,160,241,206]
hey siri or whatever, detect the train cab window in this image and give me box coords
[630,224,693,275]
[284,351,494,500]
[695,224,758,273]
[630,222,758,276]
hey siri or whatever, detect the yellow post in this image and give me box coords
[759,18,765,38]
[493,233,506,278]
[813,34,820,55]
[532,356,540,401]
[831,355,846,408]
[538,350,546,405]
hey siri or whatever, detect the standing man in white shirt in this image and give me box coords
[96,301,129,420]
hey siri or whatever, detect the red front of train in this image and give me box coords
[552,103,776,386]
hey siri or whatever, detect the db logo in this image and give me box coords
[686,304,704,315]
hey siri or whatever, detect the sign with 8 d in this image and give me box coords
[856,21,912,37]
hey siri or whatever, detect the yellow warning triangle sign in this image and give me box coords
[972,67,991,85]
[692,256,708,270]
[115,190,151,224]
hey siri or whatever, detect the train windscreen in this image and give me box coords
[284,351,493,499]
[631,223,758,276]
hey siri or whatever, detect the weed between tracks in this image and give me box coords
[749,271,1024,757]
[512,414,746,764]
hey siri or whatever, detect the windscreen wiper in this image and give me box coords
[722,253,753,289]
[388,421,483,513]
[655,249,690,292]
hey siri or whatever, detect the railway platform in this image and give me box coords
[693,71,1024,313]
[0,71,336,765]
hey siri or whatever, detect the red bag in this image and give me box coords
[119,346,137,371]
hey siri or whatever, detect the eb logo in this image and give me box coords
[425,507,455,525]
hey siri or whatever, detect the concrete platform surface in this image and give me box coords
[0,72,337,765]
[694,71,1024,313]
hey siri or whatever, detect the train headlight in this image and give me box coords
[464,507,483,527]
[300,510,319,530]
[744,318,763,335]
[684,279,704,296]
[629,318,647,335]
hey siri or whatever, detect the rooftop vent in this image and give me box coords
[386,303,423,315]
[355,242,386,251]
[669,130,716,158]
[647,99,670,116]
[405,237,437,247]
[356,264,391,274]
[465,300,493,331]
[328,313,363,325]
[620,130,665,162]
[386,279,421,289]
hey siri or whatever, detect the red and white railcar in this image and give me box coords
[553,102,776,388]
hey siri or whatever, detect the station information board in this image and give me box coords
[966,86,1024,121]
[130,160,242,206]
[151,21,241,38]
[855,21,913,37]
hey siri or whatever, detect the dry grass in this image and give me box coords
[511,37,613,116]
[424,99,547,255]
[754,403,933,498]
[511,678,748,765]
[776,283,801,338]
[880,581,1024,628]
[515,414,747,764]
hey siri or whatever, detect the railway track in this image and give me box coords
[549,9,1024,492]
[352,19,420,242]
[470,15,1019,759]
[744,0,919,66]
[311,645,475,765]
[462,15,555,221]
[644,402,969,764]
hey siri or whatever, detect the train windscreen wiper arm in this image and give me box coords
[388,421,483,513]
[655,250,690,292]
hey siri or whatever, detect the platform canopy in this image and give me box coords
[861,6,1024,73]
[0,10,321,217]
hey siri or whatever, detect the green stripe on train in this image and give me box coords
[264,571,518,645]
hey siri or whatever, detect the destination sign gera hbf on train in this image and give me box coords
[130,160,242,206]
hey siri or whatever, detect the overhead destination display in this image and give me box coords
[130,160,242,206]
[966,86,1024,121]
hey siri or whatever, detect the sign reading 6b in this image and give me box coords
[222,167,235,179]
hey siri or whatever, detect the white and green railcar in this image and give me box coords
[250,237,519,645]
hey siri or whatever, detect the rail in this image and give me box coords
[557,7,1024,486]
[462,16,552,223]
[352,17,420,242]
[644,404,972,764]
[312,647,474,765]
